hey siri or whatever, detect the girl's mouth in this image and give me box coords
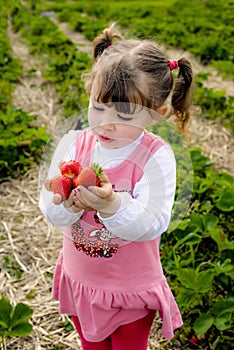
[99,135,112,142]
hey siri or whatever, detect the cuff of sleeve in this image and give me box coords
[45,202,84,226]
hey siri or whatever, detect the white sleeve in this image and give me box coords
[98,144,176,241]
[39,130,84,226]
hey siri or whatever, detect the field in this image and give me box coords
[0,1,233,349]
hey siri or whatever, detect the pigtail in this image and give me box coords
[93,23,122,60]
[171,57,195,137]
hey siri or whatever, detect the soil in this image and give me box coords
[1,16,233,350]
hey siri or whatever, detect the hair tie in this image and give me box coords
[168,60,179,70]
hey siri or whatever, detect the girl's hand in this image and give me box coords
[73,174,121,217]
[44,178,83,213]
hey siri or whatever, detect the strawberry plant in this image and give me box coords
[160,149,234,349]
[194,73,234,133]
[151,121,234,348]
[0,7,50,180]
[0,12,22,112]
[0,295,33,350]
[69,13,107,41]
[11,4,90,117]
[1,256,23,280]
[0,107,50,180]
[44,0,234,78]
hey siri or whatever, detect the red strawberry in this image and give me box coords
[50,175,73,200]
[74,163,103,188]
[72,175,79,188]
[61,160,82,179]
[189,336,198,345]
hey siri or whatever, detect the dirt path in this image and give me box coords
[7,21,63,133]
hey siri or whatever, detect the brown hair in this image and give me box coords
[86,24,195,135]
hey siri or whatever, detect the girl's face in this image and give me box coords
[88,98,158,149]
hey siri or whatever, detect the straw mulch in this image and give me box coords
[0,166,82,349]
[1,18,233,350]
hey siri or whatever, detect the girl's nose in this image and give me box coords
[100,122,115,131]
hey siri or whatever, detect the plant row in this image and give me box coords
[0,10,49,180]
[0,15,22,110]
[195,73,234,132]
[1,0,92,180]
[166,148,233,348]
[38,0,234,134]
[148,120,234,349]
[11,4,91,118]
[38,0,234,78]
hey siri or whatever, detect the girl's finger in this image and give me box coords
[63,189,77,208]
[88,182,113,198]
[53,193,62,205]
[99,173,111,184]
[73,196,84,207]
[78,186,99,204]
[45,178,51,191]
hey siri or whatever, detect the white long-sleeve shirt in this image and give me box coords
[39,129,176,241]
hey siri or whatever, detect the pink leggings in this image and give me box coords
[72,310,155,350]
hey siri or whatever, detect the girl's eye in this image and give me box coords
[93,104,104,111]
[117,114,133,121]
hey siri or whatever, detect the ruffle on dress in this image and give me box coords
[53,252,183,342]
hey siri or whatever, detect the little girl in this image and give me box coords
[40,24,194,350]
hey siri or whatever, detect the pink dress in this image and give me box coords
[53,129,183,342]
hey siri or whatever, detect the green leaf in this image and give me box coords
[173,232,202,250]
[11,303,33,327]
[0,296,13,327]
[202,214,219,231]
[177,268,215,293]
[0,320,8,329]
[197,178,213,194]
[190,213,203,231]
[214,313,232,331]
[176,288,197,307]
[9,322,32,337]
[193,313,214,335]
[196,270,216,293]
[213,259,234,275]
[211,300,234,317]
[176,268,197,289]
[215,188,234,211]
[210,229,234,251]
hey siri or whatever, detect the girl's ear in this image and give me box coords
[149,105,168,125]
[157,104,168,116]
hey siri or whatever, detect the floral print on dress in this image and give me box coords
[71,212,119,258]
